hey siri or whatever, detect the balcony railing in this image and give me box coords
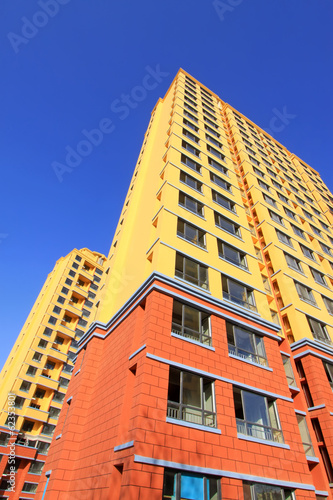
[236,419,283,443]
[223,292,257,312]
[167,402,216,427]
[228,345,267,366]
[172,323,211,346]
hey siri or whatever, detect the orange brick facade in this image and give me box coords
[33,276,332,499]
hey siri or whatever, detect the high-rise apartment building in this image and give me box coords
[8,68,332,500]
[0,248,105,499]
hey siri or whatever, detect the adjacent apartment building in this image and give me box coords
[2,68,333,500]
[0,248,105,499]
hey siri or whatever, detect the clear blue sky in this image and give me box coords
[1,1,332,369]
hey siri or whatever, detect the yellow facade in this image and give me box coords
[96,69,333,350]
[0,248,105,447]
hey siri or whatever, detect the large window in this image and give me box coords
[284,253,303,272]
[179,192,204,216]
[215,212,241,237]
[218,240,247,270]
[210,172,231,192]
[181,153,202,173]
[300,244,315,260]
[323,362,333,390]
[310,267,326,286]
[180,171,202,192]
[281,354,297,387]
[222,276,256,312]
[226,322,267,366]
[323,295,333,315]
[163,470,220,500]
[296,414,315,457]
[172,300,211,346]
[294,281,317,306]
[175,253,209,289]
[307,317,332,345]
[243,482,294,500]
[208,157,228,175]
[167,367,216,427]
[177,219,206,248]
[182,140,200,157]
[276,229,293,247]
[233,388,283,443]
[212,191,235,212]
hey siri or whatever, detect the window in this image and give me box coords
[32,352,43,362]
[218,240,247,269]
[295,282,317,306]
[284,253,303,272]
[310,224,321,237]
[206,134,222,149]
[249,155,260,166]
[72,262,79,269]
[227,322,267,366]
[215,212,241,237]
[253,166,265,178]
[34,388,46,399]
[276,230,293,247]
[243,482,294,500]
[172,300,211,345]
[184,102,197,115]
[22,483,38,493]
[208,156,228,174]
[297,414,315,457]
[75,255,82,262]
[263,194,277,208]
[320,242,332,256]
[183,128,199,144]
[183,109,199,123]
[267,168,277,179]
[277,193,289,205]
[300,244,315,261]
[26,365,37,376]
[180,171,202,192]
[14,396,25,409]
[61,286,69,295]
[233,387,283,443]
[38,339,48,349]
[284,208,297,220]
[43,327,52,337]
[181,153,201,173]
[167,367,216,427]
[29,461,44,475]
[269,210,284,225]
[177,219,206,249]
[162,470,220,500]
[310,268,326,286]
[222,276,256,312]
[48,315,57,325]
[281,355,297,387]
[323,296,333,315]
[258,180,270,192]
[204,116,218,129]
[307,317,332,345]
[184,95,197,108]
[183,118,199,132]
[205,124,220,138]
[212,191,235,212]
[179,192,204,216]
[175,253,208,289]
[302,209,313,220]
[68,269,76,277]
[323,362,333,390]
[65,278,73,286]
[20,381,31,393]
[57,295,65,305]
[207,144,225,161]
[210,172,231,192]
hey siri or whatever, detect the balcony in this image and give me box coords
[48,347,68,363]
[167,403,216,428]
[24,406,49,423]
[37,374,59,391]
